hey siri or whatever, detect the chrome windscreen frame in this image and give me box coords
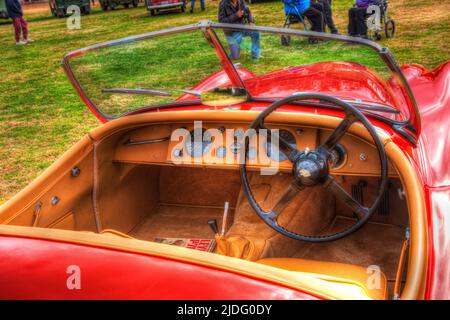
[62,20,420,144]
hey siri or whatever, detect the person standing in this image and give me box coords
[5,0,32,45]
[218,0,260,60]
[190,0,205,13]
[314,0,338,33]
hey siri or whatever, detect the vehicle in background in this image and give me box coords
[49,0,91,18]
[100,0,140,11]
[145,0,185,16]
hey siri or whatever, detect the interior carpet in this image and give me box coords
[128,204,227,240]
[295,216,406,283]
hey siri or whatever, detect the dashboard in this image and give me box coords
[113,122,397,177]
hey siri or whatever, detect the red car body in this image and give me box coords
[0,23,449,300]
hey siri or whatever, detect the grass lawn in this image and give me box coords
[0,0,449,203]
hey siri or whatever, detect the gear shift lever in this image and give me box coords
[207,219,219,236]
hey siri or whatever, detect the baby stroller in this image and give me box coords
[280,0,309,46]
[366,0,395,40]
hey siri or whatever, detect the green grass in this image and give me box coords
[0,0,449,203]
[69,29,225,116]
[70,28,390,117]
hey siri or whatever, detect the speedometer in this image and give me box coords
[185,128,212,157]
[265,129,296,161]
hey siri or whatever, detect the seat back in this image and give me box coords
[257,258,388,300]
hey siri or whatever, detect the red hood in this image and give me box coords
[243,61,404,114]
[181,61,412,125]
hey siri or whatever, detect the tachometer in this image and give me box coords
[185,128,212,157]
[265,129,296,161]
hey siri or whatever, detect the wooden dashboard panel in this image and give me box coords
[319,129,395,176]
[113,122,397,177]
[114,124,172,164]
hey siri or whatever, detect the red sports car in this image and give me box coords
[0,21,449,300]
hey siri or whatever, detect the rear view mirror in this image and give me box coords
[201,87,249,107]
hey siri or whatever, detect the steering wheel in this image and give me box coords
[240,93,388,242]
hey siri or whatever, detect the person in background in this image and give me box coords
[348,0,378,38]
[218,0,260,60]
[5,0,32,45]
[284,0,324,34]
[314,0,338,33]
[190,0,205,13]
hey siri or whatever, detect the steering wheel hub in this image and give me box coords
[293,153,327,187]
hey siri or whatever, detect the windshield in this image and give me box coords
[66,28,233,118]
[217,31,398,114]
[64,22,419,136]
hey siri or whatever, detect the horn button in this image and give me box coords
[293,151,328,186]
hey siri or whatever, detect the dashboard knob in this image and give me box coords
[173,148,183,158]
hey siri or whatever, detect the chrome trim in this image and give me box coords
[124,136,170,146]
[63,23,200,58]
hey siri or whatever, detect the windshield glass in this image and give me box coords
[65,23,416,126]
[66,28,232,118]
[214,27,410,122]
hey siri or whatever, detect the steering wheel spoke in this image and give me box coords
[321,113,357,152]
[269,182,304,220]
[323,175,369,220]
[260,124,302,163]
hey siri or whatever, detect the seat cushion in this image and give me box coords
[257,258,387,300]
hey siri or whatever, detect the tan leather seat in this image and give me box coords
[100,229,134,239]
[257,258,387,300]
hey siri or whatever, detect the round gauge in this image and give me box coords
[234,128,245,141]
[247,147,258,160]
[230,142,242,155]
[216,146,227,158]
[265,129,296,161]
[329,144,347,169]
[172,148,183,158]
[185,128,212,157]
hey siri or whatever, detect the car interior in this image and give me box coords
[0,24,429,300]
[0,108,427,300]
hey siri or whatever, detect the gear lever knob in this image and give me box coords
[207,219,219,236]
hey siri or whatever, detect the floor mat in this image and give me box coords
[295,217,406,282]
[128,204,227,240]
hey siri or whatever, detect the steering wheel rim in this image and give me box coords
[240,93,388,242]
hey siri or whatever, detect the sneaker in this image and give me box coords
[16,41,26,45]
[25,38,34,44]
